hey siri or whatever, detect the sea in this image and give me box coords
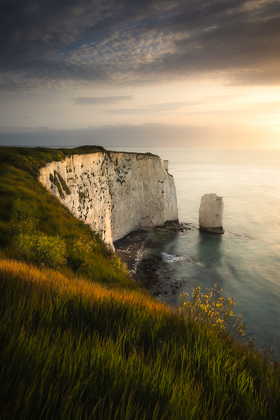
[110,147,280,358]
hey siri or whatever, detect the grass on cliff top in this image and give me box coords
[0,146,279,419]
[0,145,158,177]
[0,145,107,177]
[1,258,280,420]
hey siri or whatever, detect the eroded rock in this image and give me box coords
[199,193,224,234]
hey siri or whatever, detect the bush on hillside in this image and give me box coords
[15,233,67,268]
[10,206,67,268]
[179,283,245,340]
[10,204,38,235]
[69,237,96,271]
[69,237,127,282]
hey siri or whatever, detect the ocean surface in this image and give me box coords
[111,147,280,358]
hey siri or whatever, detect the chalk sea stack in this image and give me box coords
[199,193,224,234]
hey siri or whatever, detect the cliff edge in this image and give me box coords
[38,151,178,248]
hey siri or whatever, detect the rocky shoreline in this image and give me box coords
[114,222,193,305]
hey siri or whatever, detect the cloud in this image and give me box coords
[104,96,251,114]
[104,101,196,114]
[0,126,51,131]
[73,96,133,105]
[0,123,278,149]
[1,0,280,90]
[180,102,280,115]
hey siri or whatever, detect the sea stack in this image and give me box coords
[199,193,224,234]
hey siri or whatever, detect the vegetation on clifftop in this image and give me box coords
[0,146,279,419]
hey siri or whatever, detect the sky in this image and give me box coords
[1,0,280,148]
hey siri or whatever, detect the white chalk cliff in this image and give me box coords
[39,151,178,248]
[199,193,224,234]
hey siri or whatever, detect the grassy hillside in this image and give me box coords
[0,145,135,290]
[0,146,279,419]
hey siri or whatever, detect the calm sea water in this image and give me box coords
[111,147,280,357]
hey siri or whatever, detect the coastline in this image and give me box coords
[114,223,192,306]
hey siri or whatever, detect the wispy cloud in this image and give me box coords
[73,96,133,105]
[1,0,280,91]
[105,101,196,114]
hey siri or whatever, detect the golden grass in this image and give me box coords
[1,257,280,419]
[0,258,169,314]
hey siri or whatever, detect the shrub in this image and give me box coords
[110,253,127,273]
[15,233,67,268]
[72,237,95,263]
[10,206,38,235]
[10,210,67,268]
[179,283,245,339]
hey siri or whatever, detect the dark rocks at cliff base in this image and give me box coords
[155,221,192,233]
[135,256,162,289]
[114,229,149,273]
[114,230,165,289]
[114,224,193,306]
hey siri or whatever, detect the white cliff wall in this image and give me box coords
[38,152,178,247]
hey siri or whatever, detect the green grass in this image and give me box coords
[0,145,158,178]
[0,146,136,290]
[1,259,279,419]
[0,146,279,419]
[0,145,107,177]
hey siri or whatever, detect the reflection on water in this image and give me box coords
[196,230,223,266]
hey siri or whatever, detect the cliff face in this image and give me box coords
[38,151,178,248]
